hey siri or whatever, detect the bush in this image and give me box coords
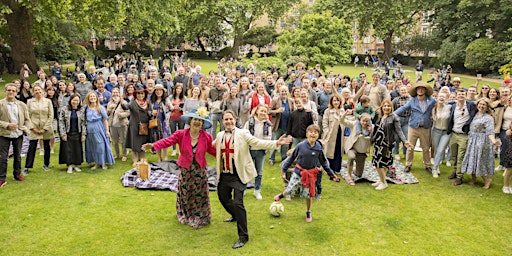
[465,38,506,73]
[253,56,286,75]
[499,63,512,76]
[218,47,233,59]
[34,36,71,62]
[69,44,89,61]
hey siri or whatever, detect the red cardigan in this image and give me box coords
[153,129,216,169]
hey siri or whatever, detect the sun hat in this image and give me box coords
[154,84,167,92]
[180,107,212,129]
[133,85,148,94]
[408,82,434,97]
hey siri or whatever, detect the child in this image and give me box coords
[354,95,375,136]
[274,124,340,222]
[287,99,314,146]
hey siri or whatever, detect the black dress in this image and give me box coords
[123,101,152,153]
[59,109,84,165]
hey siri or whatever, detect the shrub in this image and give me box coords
[465,38,506,73]
[69,44,89,61]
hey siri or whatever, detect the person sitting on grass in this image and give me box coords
[274,124,341,223]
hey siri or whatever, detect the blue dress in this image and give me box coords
[461,114,495,176]
[85,106,115,165]
[150,100,170,142]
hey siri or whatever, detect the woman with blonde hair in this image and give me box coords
[371,99,412,190]
[23,84,53,174]
[106,88,129,162]
[236,76,252,127]
[84,91,115,170]
[243,104,272,200]
[431,92,453,177]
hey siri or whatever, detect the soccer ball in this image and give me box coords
[269,201,284,217]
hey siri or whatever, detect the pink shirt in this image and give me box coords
[153,129,216,168]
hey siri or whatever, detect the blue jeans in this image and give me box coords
[269,128,289,162]
[432,128,451,170]
[169,120,184,150]
[250,149,266,190]
[393,118,409,155]
[210,112,223,141]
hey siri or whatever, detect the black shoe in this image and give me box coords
[448,172,456,179]
[425,167,432,174]
[404,166,411,173]
[224,217,236,222]
[232,239,248,249]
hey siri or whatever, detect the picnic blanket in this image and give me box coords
[120,160,256,191]
[338,160,419,184]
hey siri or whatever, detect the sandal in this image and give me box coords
[346,178,355,186]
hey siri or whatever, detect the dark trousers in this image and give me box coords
[218,174,248,241]
[25,139,50,168]
[0,135,23,181]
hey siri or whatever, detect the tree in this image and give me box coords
[464,38,506,73]
[0,0,179,71]
[181,0,299,57]
[242,26,278,52]
[276,12,352,69]
[395,33,439,57]
[314,0,430,61]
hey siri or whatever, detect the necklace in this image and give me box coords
[190,133,199,140]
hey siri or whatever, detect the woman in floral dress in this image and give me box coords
[461,98,501,189]
[142,107,215,229]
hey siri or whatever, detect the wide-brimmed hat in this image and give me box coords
[180,107,212,129]
[408,82,434,97]
[154,84,167,92]
[133,85,148,94]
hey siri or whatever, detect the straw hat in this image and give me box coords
[154,84,167,92]
[408,82,434,97]
[180,107,212,129]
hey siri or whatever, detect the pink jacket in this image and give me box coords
[153,129,216,169]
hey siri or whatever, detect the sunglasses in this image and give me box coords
[482,87,489,90]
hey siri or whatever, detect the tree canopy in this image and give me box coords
[276,12,352,68]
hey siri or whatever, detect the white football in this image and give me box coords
[269,201,284,217]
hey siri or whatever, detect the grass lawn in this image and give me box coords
[0,63,511,255]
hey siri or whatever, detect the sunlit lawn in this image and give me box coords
[0,61,510,255]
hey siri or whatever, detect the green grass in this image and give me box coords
[0,62,511,255]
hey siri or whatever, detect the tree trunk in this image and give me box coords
[231,32,242,58]
[196,36,206,52]
[382,30,394,61]
[5,5,39,73]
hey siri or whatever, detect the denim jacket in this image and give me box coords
[394,96,436,129]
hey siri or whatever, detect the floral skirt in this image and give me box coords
[176,160,211,229]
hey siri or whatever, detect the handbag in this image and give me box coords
[149,118,158,129]
[138,111,149,136]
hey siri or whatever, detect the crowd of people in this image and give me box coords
[1,54,511,249]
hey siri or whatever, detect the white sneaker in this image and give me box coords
[285,194,292,201]
[394,155,401,161]
[74,167,82,172]
[371,181,382,187]
[496,165,505,171]
[502,187,511,194]
[254,190,262,200]
[39,150,44,156]
[50,149,55,154]
[376,182,388,190]
[67,166,73,174]
[171,149,177,156]
[432,169,439,178]
[446,161,451,167]
[430,158,435,165]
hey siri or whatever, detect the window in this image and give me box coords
[352,35,358,42]
[377,38,384,44]
[280,20,286,29]
[363,36,370,44]
[114,42,119,50]
[351,21,357,30]
[364,48,369,54]
[352,47,357,54]
[268,20,274,26]
[377,48,384,54]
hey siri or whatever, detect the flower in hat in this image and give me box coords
[196,107,209,118]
